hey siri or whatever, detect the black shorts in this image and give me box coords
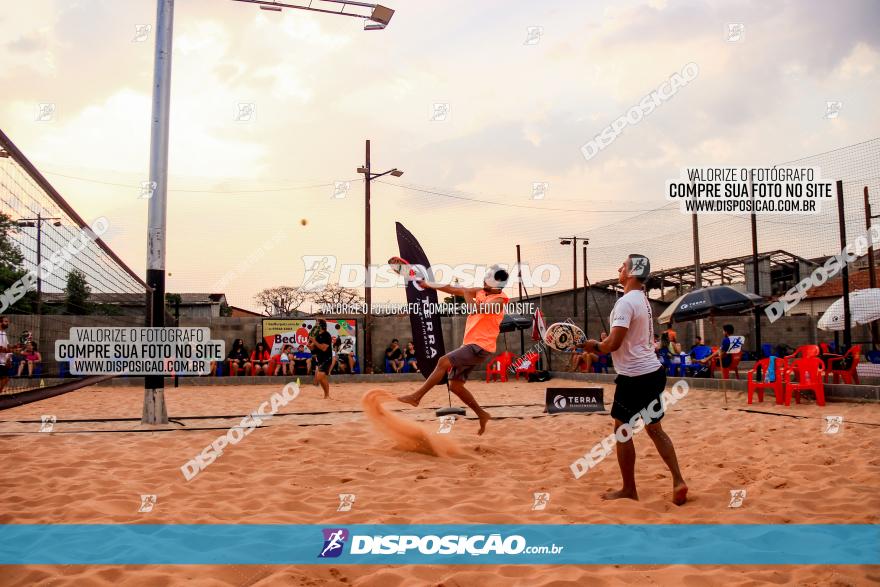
[315,357,333,374]
[0,365,8,377]
[611,366,667,425]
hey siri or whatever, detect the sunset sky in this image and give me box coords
[2,0,878,311]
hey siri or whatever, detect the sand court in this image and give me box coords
[0,380,878,585]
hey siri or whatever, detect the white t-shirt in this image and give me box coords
[609,289,662,376]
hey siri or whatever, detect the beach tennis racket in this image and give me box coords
[388,256,418,282]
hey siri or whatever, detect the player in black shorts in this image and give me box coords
[308,319,333,399]
[582,254,688,505]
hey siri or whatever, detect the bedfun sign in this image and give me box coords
[545,388,605,414]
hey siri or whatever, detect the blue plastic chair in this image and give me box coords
[761,343,773,358]
[867,350,880,365]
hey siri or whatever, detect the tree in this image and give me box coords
[254,286,308,316]
[64,269,92,315]
[219,301,232,317]
[309,284,365,309]
[0,212,35,313]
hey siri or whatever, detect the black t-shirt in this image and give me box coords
[386,346,403,360]
[313,331,333,363]
[228,348,248,361]
[405,348,417,360]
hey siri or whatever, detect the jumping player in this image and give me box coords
[308,319,333,399]
[398,265,509,435]
[581,254,688,505]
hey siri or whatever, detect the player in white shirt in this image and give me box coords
[582,254,688,505]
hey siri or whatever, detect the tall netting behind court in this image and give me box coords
[0,129,150,402]
[515,138,880,356]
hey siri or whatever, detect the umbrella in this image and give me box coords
[500,313,533,333]
[818,288,880,331]
[658,285,764,325]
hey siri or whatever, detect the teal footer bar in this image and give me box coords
[1,524,877,565]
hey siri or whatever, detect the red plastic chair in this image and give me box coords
[747,358,785,405]
[825,345,861,384]
[514,352,539,380]
[785,345,820,362]
[785,357,826,406]
[721,353,742,380]
[486,351,515,382]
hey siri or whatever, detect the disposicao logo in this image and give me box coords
[318,528,349,558]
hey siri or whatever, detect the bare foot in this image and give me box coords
[602,488,638,501]
[477,410,491,435]
[672,481,688,505]
[397,394,420,407]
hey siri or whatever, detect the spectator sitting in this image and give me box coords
[227,338,250,376]
[275,344,293,376]
[385,339,404,373]
[405,341,419,372]
[293,344,312,375]
[699,324,745,370]
[16,341,41,378]
[336,337,355,374]
[691,336,703,351]
[665,326,682,354]
[250,342,271,375]
[570,337,599,372]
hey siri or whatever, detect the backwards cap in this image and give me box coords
[627,254,650,281]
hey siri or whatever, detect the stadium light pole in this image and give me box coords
[357,141,403,373]
[143,0,396,423]
[559,237,587,320]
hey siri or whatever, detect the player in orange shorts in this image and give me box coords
[397,265,509,435]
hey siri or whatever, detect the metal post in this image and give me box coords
[572,240,577,318]
[691,187,704,341]
[582,241,589,333]
[837,180,852,349]
[143,0,174,425]
[35,212,42,317]
[516,244,524,355]
[749,169,762,354]
[364,139,372,373]
[865,186,878,350]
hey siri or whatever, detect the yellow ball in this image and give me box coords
[300,218,308,226]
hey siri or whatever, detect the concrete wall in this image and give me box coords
[16,307,873,378]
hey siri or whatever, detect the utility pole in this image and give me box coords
[837,180,852,350]
[516,244,524,355]
[358,141,403,373]
[559,237,587,320]
[749,169,762,354]
[690,183,704,342]
[582,240,589,334]
[865,186,878,350]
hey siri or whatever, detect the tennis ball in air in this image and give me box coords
[300,218,308,226]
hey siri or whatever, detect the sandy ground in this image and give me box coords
[0,379,878,586]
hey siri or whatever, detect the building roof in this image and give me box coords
[229,305,263,317]
[805,268,874,299]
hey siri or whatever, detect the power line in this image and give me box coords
[376,179,660,213]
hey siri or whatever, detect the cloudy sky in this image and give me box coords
[2,0,878,311]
